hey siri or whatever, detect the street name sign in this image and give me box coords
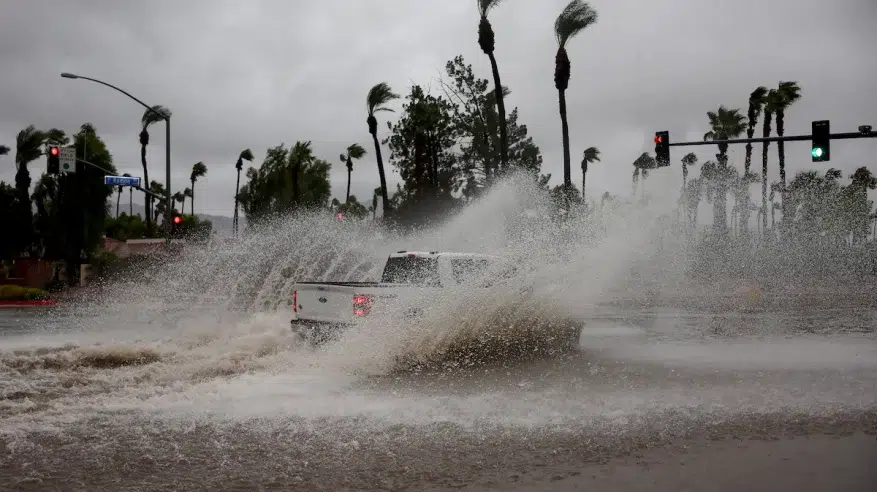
[104,175,142,187]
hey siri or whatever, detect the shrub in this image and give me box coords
[0,284,51,301]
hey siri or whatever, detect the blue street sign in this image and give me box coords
[104,175,142,187]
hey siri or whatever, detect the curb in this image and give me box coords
[0,300,57,308]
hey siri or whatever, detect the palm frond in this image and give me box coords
[347,143,367,160]
[239,148,254,162]
[554,0,598,48]
[367,83,400,115]
[141,105,171,128]
[478,0,505,16]
[0,145,10,156]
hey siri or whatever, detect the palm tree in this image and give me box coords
[117,173,131,217]
[12,126,46,254]
[477,0,509,172]
[183,188,192,214]
[744,87,768,174]
[553,0,599,193]
[139,105,171,229]
[149,181,166,223]
[680,152,698,220]
[340,143,367,204]
[189,162,207,215]
[173,191,185,214]
[580,146,600,202]
[233,148,254,236]
[289,141,313,207]
[366,82,399,214]
[760,89,780,234]
[632,152,655,197]
[774,81,801,190]
[703,106,747,234]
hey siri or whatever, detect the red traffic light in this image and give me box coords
[654,135,663,144]
[336,213,343,220]
[50,146,59,155]
[173,215,182,225]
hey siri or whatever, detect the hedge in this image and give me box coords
[0,285,51,301]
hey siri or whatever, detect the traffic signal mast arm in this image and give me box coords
[664,130,875,147]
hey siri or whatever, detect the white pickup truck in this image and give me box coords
[289,251,582,351]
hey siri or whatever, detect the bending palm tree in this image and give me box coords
[14,126,46,254]
[117,173,132,217]
[760,89,780,234]
[139,105,171,229]
[703,106,747,234]
[366,82,399,214]
[774,81,801,190]
[580,146,600,203]
[340,143,367,204]
[189,162,207,216]
[173,191,185,214]
[742,87,768,238]
[553,0,599,193]
[477,0,509,171]
[233,148,254,236]
[681,152,698,220]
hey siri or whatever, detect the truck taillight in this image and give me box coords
[292,290,297,312]
[353,294,373,317]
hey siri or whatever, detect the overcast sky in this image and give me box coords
[1,0,875,218]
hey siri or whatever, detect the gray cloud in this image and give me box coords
[2,0,875,217]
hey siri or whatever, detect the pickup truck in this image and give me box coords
[289,251,582,351]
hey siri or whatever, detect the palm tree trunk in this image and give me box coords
[558,88,571,189]
[346,168,352,204]
[140,143,151,228]
[190,179,195,215]
[116,191,121,218]
[233,169,241,235]
[487,52,508,170]
[128,188,133,216]
[371,132,391,214]
[581,168,587,204]
[776,110,787,189]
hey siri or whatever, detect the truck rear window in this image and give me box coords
[381,257,441,286]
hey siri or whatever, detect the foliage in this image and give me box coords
[238,142,333,224]
[331,195,370,220]
[0,284,50,301]
[104,213,148,241]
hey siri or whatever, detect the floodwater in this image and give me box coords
[2,304,875,491]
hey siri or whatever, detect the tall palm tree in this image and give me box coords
[580,146,600,203]
[289,141,313,207]
[553,0,599,192]
[703,106,747,234]
[477,0,509,171]
[233,148,254,236]
[760,89,780,234]
[13,126,46,253]
[680,152,698,220]
[340,143,367,204]
[139,105,171,229]
[173,191,185,214]
[632,152,655,197]
[744,87,768,174]
[183,188,192,215]
[774,81,801,190]
[189,162,207,216]
[149,181,166,223]
[366,82,399,214]
[117,173,132,217]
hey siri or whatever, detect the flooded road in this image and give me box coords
[1,306,875,490]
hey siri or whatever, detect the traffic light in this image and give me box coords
[47,146,60,174]
[170,212,183,235]
[654,131,670,166]
[811,120,830,162]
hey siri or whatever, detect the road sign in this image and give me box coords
[104,175,142,187]
[59,146,76,173]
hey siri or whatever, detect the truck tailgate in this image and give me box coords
[293,283,356,324]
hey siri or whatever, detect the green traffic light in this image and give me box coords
[812,147,824,158]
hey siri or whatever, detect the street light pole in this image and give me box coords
[61,72,172,242]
